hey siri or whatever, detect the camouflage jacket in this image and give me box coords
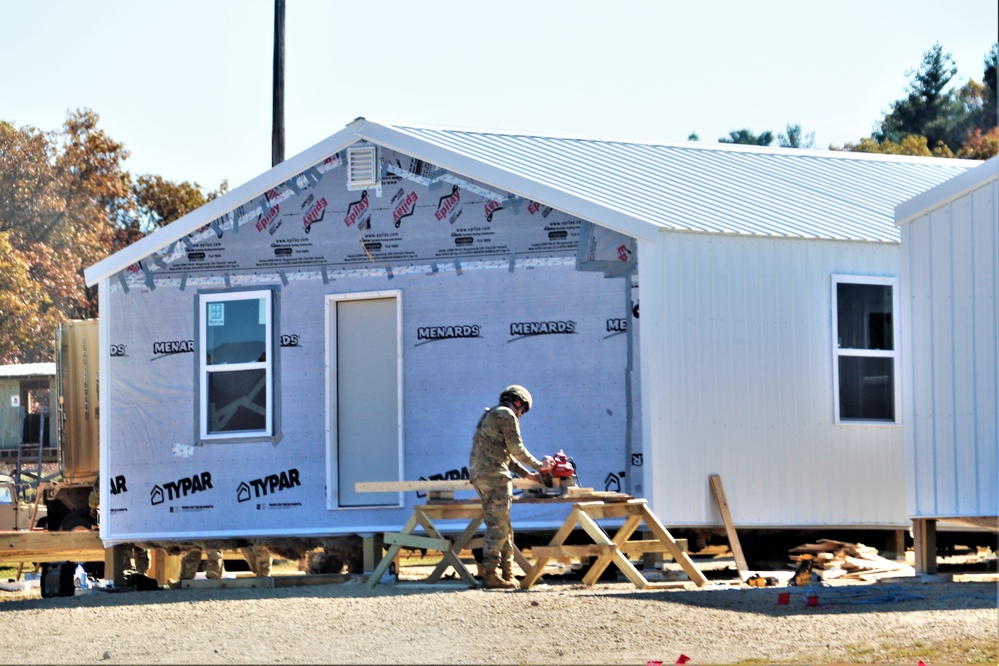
[469,404,544,482]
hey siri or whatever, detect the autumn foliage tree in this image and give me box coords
[840,43,999,157]
[0,110,225,364]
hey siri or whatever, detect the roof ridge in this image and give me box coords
[373,119,984,166]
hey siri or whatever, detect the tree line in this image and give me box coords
[700,43,998,157]
[0,110,226,363]
[1,43,997,364]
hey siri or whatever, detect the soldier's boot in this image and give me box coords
[482,571,517,589]
[476,561,486,579]
[204,550,224,579]
[179,550,202,580]
[501,558,516,583]
[242,546,272,577]
[253,549,271,577]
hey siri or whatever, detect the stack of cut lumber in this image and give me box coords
[788,539,915,582]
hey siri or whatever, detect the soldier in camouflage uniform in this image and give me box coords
[470,385,553,589]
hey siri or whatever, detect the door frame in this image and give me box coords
[324,290,404,509]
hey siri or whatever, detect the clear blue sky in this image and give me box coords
[2,0,996,190]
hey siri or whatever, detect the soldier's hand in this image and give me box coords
[540,456,555,473]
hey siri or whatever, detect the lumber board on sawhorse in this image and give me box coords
[356,479,543,493]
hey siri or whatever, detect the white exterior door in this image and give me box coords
[326,292,402,507]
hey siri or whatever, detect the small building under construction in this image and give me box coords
[83,119,980,547]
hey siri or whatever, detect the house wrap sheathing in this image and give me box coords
[84,119,978,544]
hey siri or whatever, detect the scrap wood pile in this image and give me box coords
[788,539,915,582]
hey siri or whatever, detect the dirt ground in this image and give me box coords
[1,564,995,665]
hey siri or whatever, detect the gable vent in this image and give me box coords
[347,144,379,189]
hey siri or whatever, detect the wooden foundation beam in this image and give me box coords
[0,530,105,565]
[912,518,937,574]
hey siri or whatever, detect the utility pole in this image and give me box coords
[271,0,285,167]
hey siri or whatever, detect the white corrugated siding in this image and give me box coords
[647,233,907,527]
[900,173,999,519]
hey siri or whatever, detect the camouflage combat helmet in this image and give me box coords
[499,385,533,413]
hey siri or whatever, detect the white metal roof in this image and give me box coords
[378,122,978,241]
[895,155,999,225]
[85,118,981,285]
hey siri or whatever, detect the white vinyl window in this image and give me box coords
[198,289,274,440]
[832,275,900,424]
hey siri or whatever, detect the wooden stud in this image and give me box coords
[519,507,581,588]
[411,510,478,587]
[104,544,130,588]
[149,548,181,586]
[366,512,419,588]
[356,479,543,493]
[709,474,749,577]
[570,499,645,520]
[383,533,450,551]
[581,512,645,585]
[639,504,708,586]
[530,544,619,559]
[361,534,383,574]
[426,516,482,583]
[912,518,937,574]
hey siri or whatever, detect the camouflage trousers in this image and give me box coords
[240,545,272,577]
[131,546,150,575]
[473,475,514,573]
[179,548,224,579]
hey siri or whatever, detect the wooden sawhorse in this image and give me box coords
[365,502,534,589]
[520,499,708,589]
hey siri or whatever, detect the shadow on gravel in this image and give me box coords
[2,578,995,617]
[0,577,497,611]
[593,581,998,616]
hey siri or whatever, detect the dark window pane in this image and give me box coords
[837,283,893,350]
[839,356,894,421]
[205,299,266,365]
[207,369,267,433]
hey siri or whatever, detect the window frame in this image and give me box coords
[831,274,901,426]
[196,287,280,443]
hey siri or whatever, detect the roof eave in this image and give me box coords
[895,155,999,226]
[357,121,661,243]
[85,119,663,286]
[84,122,367,286]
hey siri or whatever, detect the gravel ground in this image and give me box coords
[0,574,995,664]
